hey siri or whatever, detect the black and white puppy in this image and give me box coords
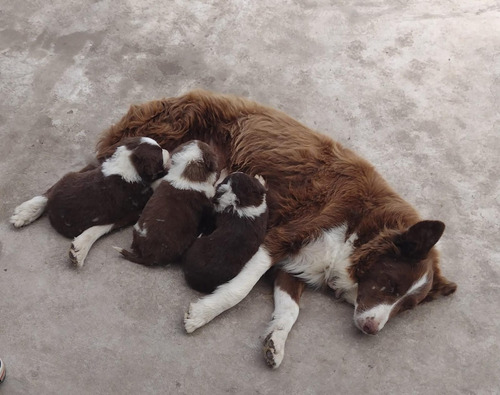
[10,137,169,267]
[115,140,218,266]
[183,172,268,293]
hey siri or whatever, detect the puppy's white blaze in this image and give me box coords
[140,137,160,146]
[161,149,170,168]
[10,195,48,227]
[164,172,217,198]
[264,287,300,368]
[283,224,358,302]
[101,146,141,183]
[214,182,236,212]
[134,223,147,237]
[235,196,267,218]
[354,273,429,332]
[215,183,267,218]
[184,246,272,333]
[164,142,216,198]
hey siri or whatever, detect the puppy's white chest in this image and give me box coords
[281,224,358,303]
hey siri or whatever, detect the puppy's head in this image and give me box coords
[102,137,169,183]
[214,172,267,218]
[129,137,170,182]
[164,140,218,196]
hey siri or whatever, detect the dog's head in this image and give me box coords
[101,137,169,183]
[214,172,267,218]
[164,140,218,197]
[350,220,456,335]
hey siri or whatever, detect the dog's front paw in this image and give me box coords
[184,302,211,333]
[69,240,88,268]
[263,331,285,369]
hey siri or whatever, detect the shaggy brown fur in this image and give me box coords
[96,90,456,308]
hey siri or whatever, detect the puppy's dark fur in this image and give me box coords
[183,172,268,293]
[45,137,166,238]
[118,140,218,266]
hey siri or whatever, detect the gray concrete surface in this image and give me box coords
[1,1,499,394]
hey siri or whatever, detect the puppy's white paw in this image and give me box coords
[69,238,90,268]
[263,331,286,369]
[10,196,48,228]
[184,302,211,333]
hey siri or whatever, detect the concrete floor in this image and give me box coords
[1,1,499,394]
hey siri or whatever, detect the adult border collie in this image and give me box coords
[96,90,457,368]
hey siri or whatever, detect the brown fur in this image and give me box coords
[97,90,456,301]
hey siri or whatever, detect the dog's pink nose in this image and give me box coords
[360,318,379,335]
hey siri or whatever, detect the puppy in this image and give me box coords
[10,137,169,267]
[115,140,218,266]
[183,172,268,293]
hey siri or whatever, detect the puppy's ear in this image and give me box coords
[202,147,218,174]
[395,220,445,260]
[131,146,164,182]
[422,271,457,302]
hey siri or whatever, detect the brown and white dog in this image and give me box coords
[96,90,457,368]
[10,137,169,268]
[115,140,218,266]
[183,172,268,294]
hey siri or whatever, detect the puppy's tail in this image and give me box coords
[112,246,149,265]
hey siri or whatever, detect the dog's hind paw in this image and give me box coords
[10,196,48,228]
[263,332,285,369]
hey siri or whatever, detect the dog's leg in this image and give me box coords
[184,245,272,333]
[69,224,114,268]
[10,196,48,228]
[263,270,304,369]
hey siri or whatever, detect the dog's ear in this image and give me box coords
[395,220,445,260]
[422,271,457,302]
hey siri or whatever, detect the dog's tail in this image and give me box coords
[112,246,150,265]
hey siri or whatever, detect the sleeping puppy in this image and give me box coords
[115,140,218,266]
[10,137,169,267]
[183,172,268,293]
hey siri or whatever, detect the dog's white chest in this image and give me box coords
[281,224,358,304]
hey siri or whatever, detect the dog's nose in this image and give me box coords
[359,318,379,335]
